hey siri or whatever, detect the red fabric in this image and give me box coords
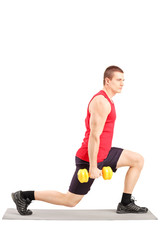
[76,90,116,163]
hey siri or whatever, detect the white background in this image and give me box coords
[0,0,160,239]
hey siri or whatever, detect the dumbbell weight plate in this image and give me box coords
[77,169,89,183]
[102,166,113,180]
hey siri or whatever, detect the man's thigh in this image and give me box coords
[68,165,95,195]
[116,149,144,168]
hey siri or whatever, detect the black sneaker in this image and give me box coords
[116,197,148,214]
[11,191,33,215]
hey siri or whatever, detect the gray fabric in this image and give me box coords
[2,208,158,220]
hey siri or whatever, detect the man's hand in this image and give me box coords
[89,167,102,179]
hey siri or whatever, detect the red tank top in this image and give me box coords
[76,90,116,163]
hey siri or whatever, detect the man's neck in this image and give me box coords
[102,87,116,100]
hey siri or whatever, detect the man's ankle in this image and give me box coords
[121,192,132,206]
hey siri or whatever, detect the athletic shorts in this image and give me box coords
[68,147,124,195]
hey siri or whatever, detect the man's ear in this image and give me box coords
[105,77,110,85]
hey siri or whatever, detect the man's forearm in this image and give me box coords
[88,133,100,168]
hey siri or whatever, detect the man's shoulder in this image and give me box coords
[89,94,111,114]
[91,93,110,106]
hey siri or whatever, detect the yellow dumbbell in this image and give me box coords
[77,166,113,183]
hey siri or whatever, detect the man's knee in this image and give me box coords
[133,153,144,170]
[67,201,78,208]
[65,192,84,207]
[117,150,144,169]
[66,199,80,208]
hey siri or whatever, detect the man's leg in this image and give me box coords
[116,149,148,213]
[34,190,84,207]
[11,190,84,215]
[12,162,91,215]
[116,149,144,193]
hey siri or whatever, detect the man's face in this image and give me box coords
[106,71,124,93]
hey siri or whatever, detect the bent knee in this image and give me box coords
[66,201,78,208]
[65,193,83,208]
[66,199,81,208]
[134,153,144,170]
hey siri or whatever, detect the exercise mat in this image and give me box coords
[2,208,158,220]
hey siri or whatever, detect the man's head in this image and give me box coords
[103,65,124,94]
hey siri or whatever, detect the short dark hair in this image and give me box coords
[103,65,124,85]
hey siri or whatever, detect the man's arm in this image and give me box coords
[88,95,111,179]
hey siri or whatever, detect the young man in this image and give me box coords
[12,66,148,215]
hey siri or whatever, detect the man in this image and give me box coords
[12,65,148,215]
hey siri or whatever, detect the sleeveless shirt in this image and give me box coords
[76,90,116,163]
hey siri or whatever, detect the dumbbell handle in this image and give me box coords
[77,166,113,183]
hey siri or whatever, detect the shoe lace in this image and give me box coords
[130,196,137,203]
[129,196,142,211]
